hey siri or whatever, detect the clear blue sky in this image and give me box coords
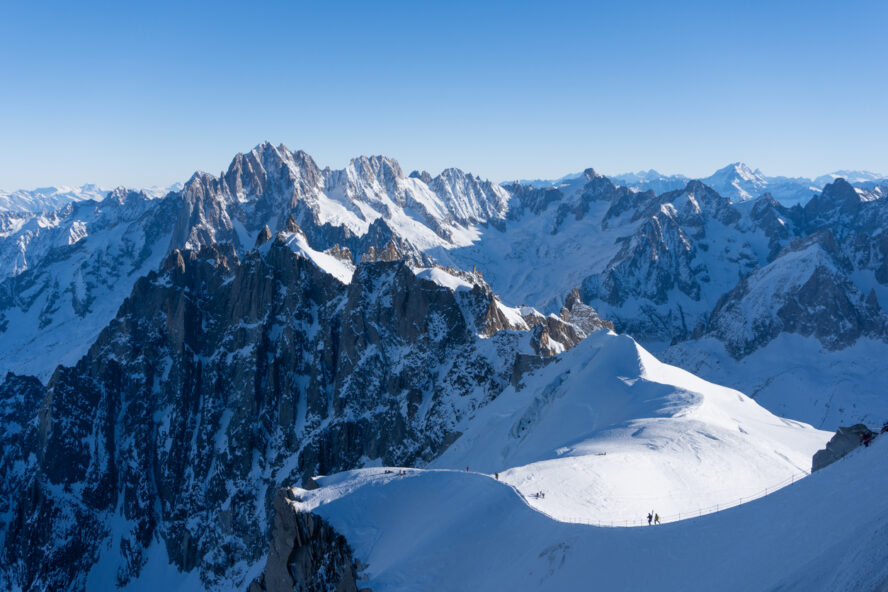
[1,0,886,189]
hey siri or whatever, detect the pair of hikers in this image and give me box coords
[646,511,660,525]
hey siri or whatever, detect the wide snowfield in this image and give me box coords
[296,434,888,591]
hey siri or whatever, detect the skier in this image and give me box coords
[647,512,652,526]
[861,432,874,447]
[654,513,660,525]
[495,472,499,480]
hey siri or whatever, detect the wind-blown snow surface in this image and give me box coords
[293,434,888,591]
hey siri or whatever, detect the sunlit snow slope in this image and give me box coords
[431,330,829,524]
[297,434,888,591]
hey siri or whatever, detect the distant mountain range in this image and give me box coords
[4,162,884,215]
[0,182,183,213]
[518,162,887,206]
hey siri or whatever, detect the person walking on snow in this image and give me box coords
[654,513,660,524]
[647,512,652,526]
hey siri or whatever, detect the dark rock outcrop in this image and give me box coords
[812,424,877,472]
[248,489,361,592]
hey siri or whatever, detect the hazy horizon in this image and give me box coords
[1,142,885,194]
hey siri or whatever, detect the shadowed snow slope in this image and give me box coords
[296,433,888,592]
[429,330,829,523]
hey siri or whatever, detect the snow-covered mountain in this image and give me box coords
[441,174,888,427]
[247,326,836,591]
[0,143,510,379]
[0,229,607,590]
[3,144,885,429]
[278,430,887,592]
[430,329,827,523]
[1,141,886,592]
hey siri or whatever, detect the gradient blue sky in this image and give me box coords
[1,0,886,189]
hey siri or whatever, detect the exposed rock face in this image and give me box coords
[248,489,360,592]
[0,373,45,525]
[812,424,878,472]
[560,289,615,335]
[579,178,888,353]
[702,231,888,357]
[0,238,591,591]
[581,180,741,343]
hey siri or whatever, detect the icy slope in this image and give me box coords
[431,330,829,523]
[295,434,888,592]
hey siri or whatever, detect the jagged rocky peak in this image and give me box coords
[181,169,226,202]
[346,154,405,190]
[409,169,433,184]
[226,141,323,204]
[803,178,864,224]
[103,185,148,208]
[326,244,354,263]
[284,213,301,233]
[361,240,403,262]
[507,182,565,217]
[646,180,739,226]
[255,225,273,247]
[512,289,613,357]
[427,167,510,222]
[560,288,614,335]
[751,191,781,209]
